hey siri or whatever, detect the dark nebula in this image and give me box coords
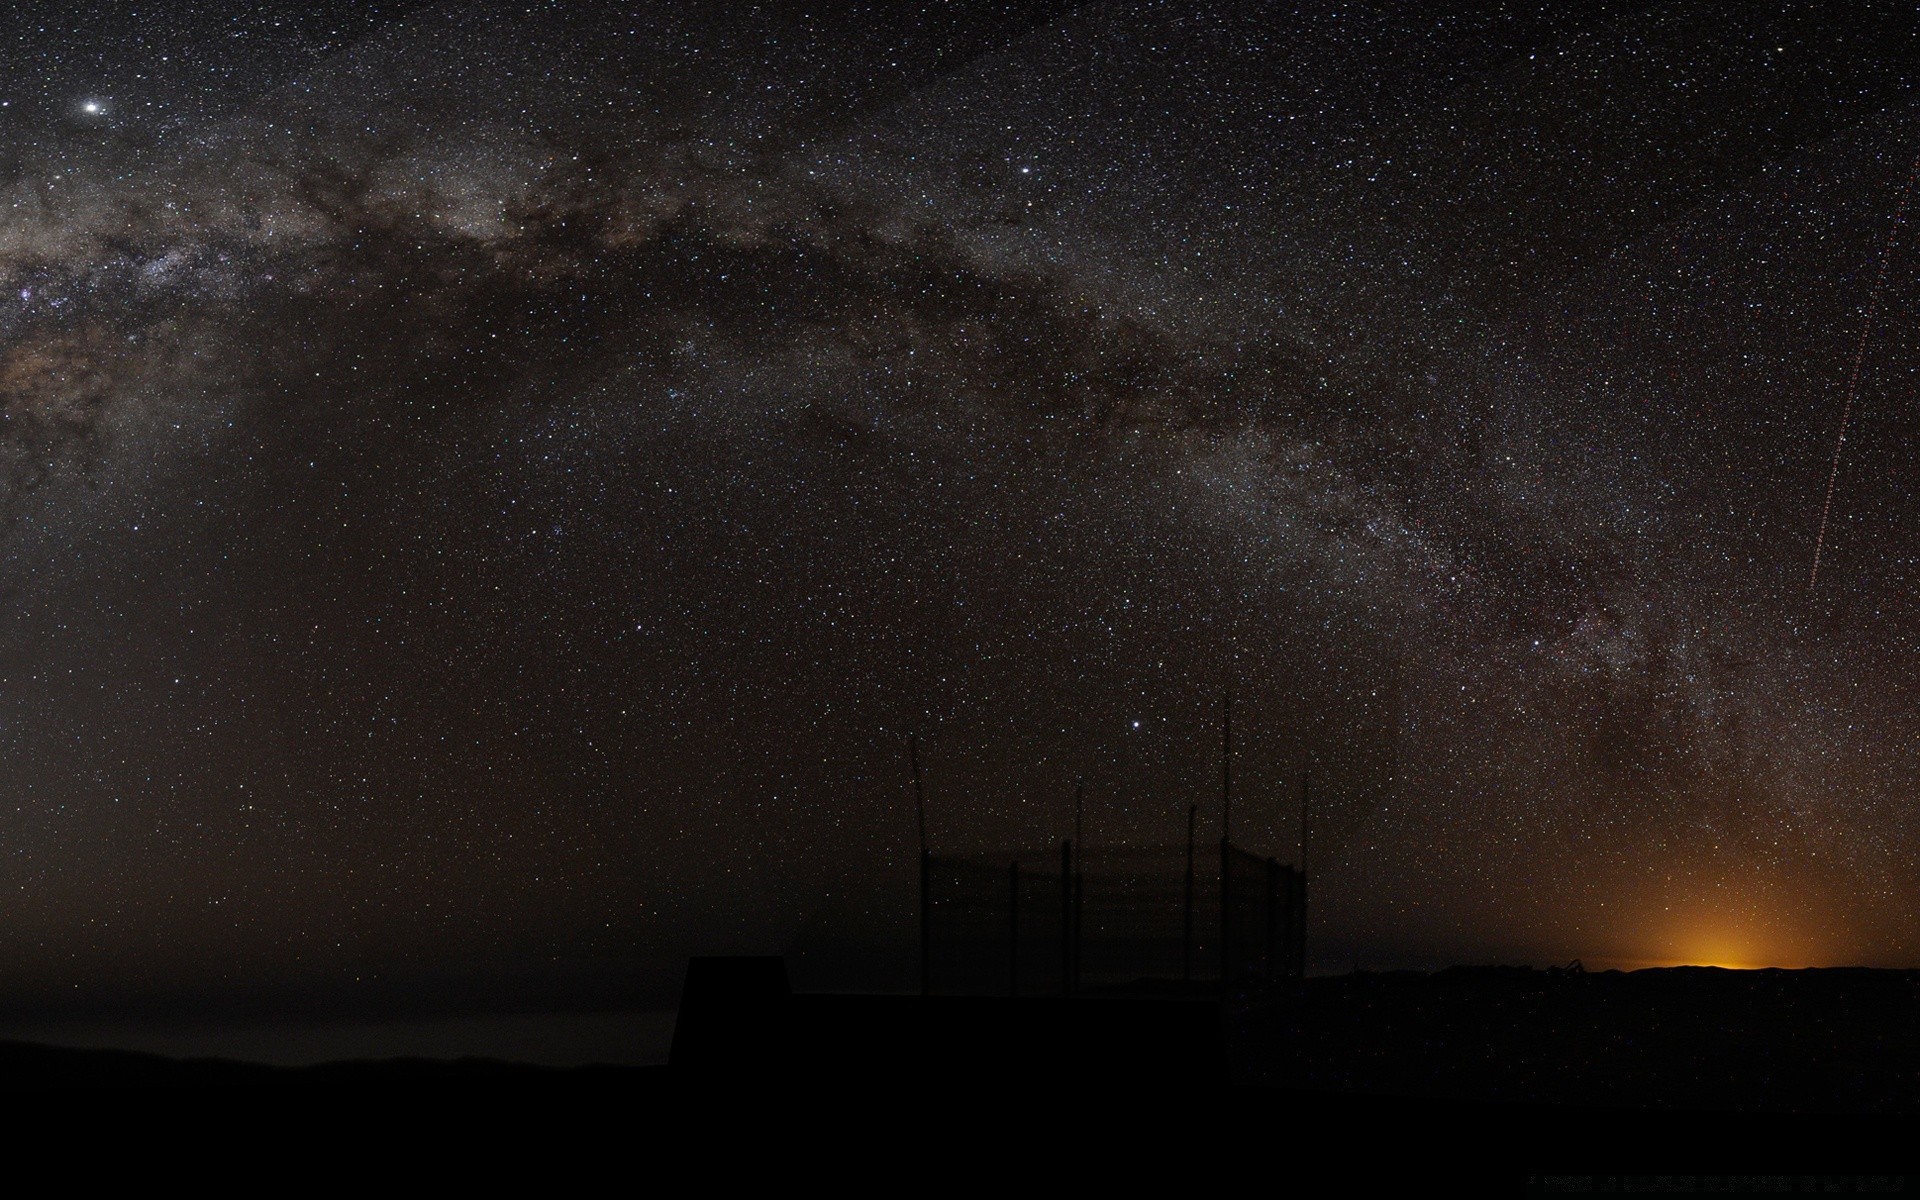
[0,2,1918,1039]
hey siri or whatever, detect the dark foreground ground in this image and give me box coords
[657,958,1920,1186]
[1232,964,1920,1115]
[6,962,1920,1190]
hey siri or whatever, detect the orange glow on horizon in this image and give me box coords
[1579,891,1839,972]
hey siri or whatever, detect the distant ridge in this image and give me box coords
[0,1039,654,1089]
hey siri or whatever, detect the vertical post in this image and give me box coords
[1220,689,1233,987]
[1221,689,1233,845]
[1299,767,1311,879]
[1266,856,1279,981]
[911,734,930,997]
[1072,781,1085,993]
[919,848,932,997]
[1183,803,1197,984]
[910,734,929,853]
[1009,860,1021,998]
[1061,839,1073,995]
[1291,867,1307,979]
[1073,865,1084,993]
[1220,835,1231,985]
[1299,767,1311,982]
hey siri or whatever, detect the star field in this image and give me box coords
[0,2,1915,1017]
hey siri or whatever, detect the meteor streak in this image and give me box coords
[1807,146,1920,596]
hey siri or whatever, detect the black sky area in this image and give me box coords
[3,1,1920,1047]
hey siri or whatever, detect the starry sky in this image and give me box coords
[3,1,1920,1029]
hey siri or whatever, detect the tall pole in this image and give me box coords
[910,733,928,854]
[911,734,930,997]
[1298,767,1312,982]
[1072,780,1085,994]
[1221,689,1233,846]
[1220,689,1233,986]
[1299,767,1311,878]
[919,847,932,997]
[1009,860,1021,998]
[1266,856,1279,981]
[1183,803,1197,984]
[1289,867,1306,979]
[1220,832,1231,985]
[1061,839,1073,996]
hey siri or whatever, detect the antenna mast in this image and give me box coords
[1221,689,1233,844]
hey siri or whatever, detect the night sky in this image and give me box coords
[4,1,1920,1048]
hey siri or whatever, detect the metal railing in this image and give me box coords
[920,837,1304,995]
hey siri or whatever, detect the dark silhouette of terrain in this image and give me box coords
[671,955,1227,1083]
[1233,964,1920,1116]
[660,957,1920,1179]
[673,957,1920,1118]
[0,1040,637,1089]
[3,958,1920,1184]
